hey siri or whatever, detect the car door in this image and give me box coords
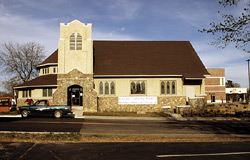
[30,101,47,116]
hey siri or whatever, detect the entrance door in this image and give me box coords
[211,93,215,103]
[68,85,83,106]
[186,86,195,101]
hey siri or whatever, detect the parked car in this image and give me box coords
[18,100,73,118]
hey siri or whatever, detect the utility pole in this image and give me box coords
[246,59,250,103]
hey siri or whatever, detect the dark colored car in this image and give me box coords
[18,100,73,118]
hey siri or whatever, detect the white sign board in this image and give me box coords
[118,97,157,104]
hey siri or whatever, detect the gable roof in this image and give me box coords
[14,74,57,89]
[93,41,209,78]
[16,41,209,89]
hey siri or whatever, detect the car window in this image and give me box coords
[35,101,45,106]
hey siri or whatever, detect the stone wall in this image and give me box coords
[188,97,206,109]
[97,96,186,113]
[53,69,97,112]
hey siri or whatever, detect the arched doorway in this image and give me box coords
[68,85,83,106]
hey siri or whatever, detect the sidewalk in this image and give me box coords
[1,113,250,121]
[0,114,21,118]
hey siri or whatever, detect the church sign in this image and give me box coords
[118,97,157,105]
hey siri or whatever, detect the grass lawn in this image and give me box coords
[0,133,250,143]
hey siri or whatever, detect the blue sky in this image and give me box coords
[0,0,249,88]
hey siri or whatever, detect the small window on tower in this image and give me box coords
[70,33,82,50]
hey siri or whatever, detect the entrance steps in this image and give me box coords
[72,106,83,118]
[168,113,187,121]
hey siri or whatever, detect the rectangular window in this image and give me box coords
[131,81,146,94]
[43,89,47,97]
[22,89,31,98]
[53,68,56,73]
[48,88,52,97]
[22,90,26,98]
[43,88,53,97]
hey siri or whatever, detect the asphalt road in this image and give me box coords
[1,141,250,160]
[1,117,250,136]
[0,117,84,132]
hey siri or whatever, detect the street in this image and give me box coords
[1,117,250,136]
[1,117,250,159]
[1,141,250,160]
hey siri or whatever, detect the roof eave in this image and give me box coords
[14,85,57,89]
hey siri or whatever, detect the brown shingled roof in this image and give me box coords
[14,74,57,88]
[18,41,208,89]
[37,49,58,67]
[93,41,209,78]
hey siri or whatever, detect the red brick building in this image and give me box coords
[205,68,226,103]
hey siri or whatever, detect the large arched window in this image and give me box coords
[70,33,82,50]
[131,81,146,94]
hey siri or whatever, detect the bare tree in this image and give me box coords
[0,42,45,83]
[199,0,250,53]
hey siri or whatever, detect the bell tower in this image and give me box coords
[58,20,93,74]
[53,20,97,113]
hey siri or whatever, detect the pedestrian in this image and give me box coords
[25,97,34,105]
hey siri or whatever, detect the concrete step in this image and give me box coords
[72,106,83,118]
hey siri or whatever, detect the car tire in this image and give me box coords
[21,110,29,118]
[54,110,62,118]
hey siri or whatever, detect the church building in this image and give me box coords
[14,20,210,113]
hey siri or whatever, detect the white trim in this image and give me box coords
[14,85,57,89]
[94,75,183,78]
[205,85,225,87]
[185,78,205,80]
[206,76,225,78]
[205,91,226,93]
[37,63,58,68]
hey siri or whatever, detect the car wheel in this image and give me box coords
[54,110,62,118]
[21,110,29,118]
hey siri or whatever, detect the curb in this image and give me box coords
[0,115,22,118]
[77,115,170,121]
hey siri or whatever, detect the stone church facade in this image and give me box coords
[14,20,210,113]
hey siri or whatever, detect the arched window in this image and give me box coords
[70,33,82,50]
[167,81,170,94]
[161,81,165,94]
[99,82,103,95]
[105,82,109,95]
[172,81,176,94]
[131,81,146,94]
[111,82,115,95]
